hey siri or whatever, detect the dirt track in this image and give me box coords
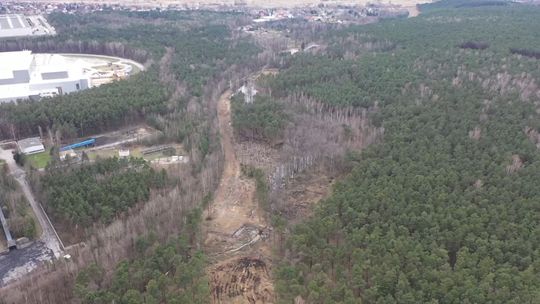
[204,90,274,304]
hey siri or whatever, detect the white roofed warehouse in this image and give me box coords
[0,51,91,103]
[0,51,140,103]
[17,137,45,155]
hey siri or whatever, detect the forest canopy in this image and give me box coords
[274,3,540,303]
[41,157,168,225]
[75,234,208,304]
[232,94,288,143]
[0,69,167,139]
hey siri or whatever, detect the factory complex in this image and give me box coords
[0,50,140,103]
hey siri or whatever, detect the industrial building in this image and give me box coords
[0,51,90,103]
[0,14,55,38]
[0,51,139,103]
[17,137,45,155]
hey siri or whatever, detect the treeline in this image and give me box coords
[232,94,288,143]
[46,11,251,59]
[0,69,167,139]
[419,0,509,11]
[170,25,260,96]
[75,233,208,304]
[0,39,150,64]
[274,3,540,303]
[459,41,489,50]
[40,157,168,225]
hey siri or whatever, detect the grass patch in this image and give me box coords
[87,149,117,161]
[26,149,51,169]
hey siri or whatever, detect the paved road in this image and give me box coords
[0,147,63,258]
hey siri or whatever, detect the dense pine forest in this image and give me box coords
[272,3,540,303]
[40,157,168,225]
[232,94,288,143]
[75,232,208,304]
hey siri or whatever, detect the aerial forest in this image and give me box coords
[1,1,539,303]
[272,3,540,303]
[39,157,168,226]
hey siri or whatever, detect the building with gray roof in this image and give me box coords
[17,137,45,155]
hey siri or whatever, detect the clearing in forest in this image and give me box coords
[204,90,274,304]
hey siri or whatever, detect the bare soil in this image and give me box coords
[204,90,274,304]
[279,170,335,223]
[236,142,280,173]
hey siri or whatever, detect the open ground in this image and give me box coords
[204,89,274,303]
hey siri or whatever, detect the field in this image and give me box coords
[26,149,51,169]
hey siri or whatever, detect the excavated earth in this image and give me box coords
[204,90,274,304]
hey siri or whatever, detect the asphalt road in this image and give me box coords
[0,147,63,258]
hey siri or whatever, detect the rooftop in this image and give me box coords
[0,51,33,77]
[0,14,29,30]
[17,137,44,150]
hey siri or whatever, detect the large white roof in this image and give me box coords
[0,50,33,73]
[31,53,82,80]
